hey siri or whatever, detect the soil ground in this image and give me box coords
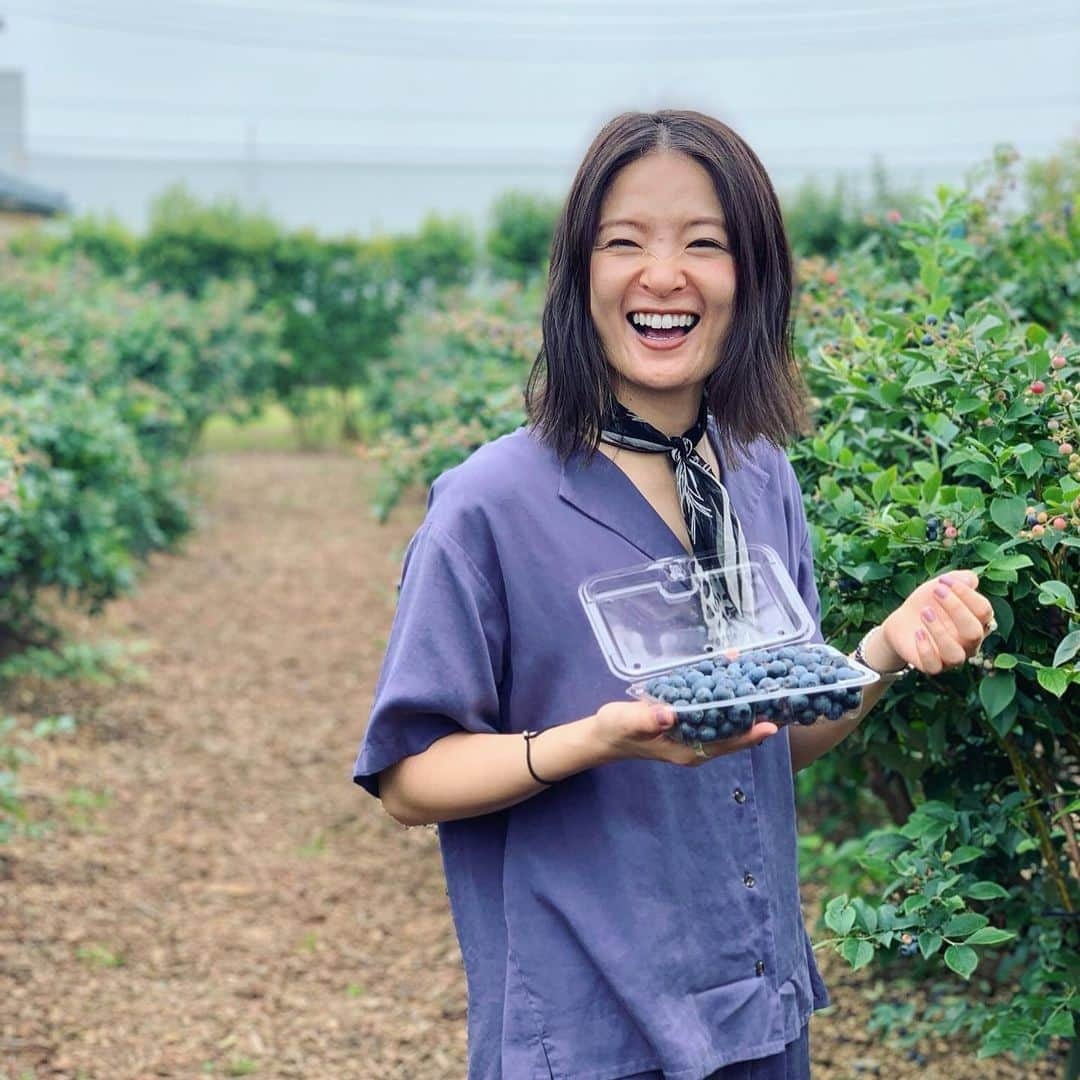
[0,452,1068,1079]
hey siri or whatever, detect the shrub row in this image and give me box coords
[0,257,285,650]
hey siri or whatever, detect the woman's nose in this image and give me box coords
[639,250,687,293]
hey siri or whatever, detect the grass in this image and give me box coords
[199,388,377,454]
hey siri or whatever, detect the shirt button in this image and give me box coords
[755,960,765,976]
[743,872,756,888]
[733,788,746,803]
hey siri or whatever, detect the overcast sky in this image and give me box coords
[0,2,1077,233]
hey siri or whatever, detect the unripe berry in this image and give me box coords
[1037,512,1049,524]
[1053,517,1067,530]
[886,209,902,224]
[1033,524,1046,536]
[1031,380,1046,394]
[945,525,958,538]
[994,389,1007,402]
[1048,419,1060,430]
[1051,354,1067,369]
[1061,443,1075,455]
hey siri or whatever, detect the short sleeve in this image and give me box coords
[353,522,506,797]
[778,452,825,646]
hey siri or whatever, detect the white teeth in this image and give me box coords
[630,312,698,329]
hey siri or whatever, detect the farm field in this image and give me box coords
[0,451,1067,1079]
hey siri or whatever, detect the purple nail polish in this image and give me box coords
[940,574,954,586]
[934,584,948,599]
[923,607,936,622]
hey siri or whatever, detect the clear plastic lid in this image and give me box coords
[578,544,816,680]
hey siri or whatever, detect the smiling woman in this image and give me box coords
[353,109,995,1080]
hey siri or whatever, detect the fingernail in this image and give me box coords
[916,629,928,642]
[922,607,936,622]
[934,584,948,599]
[940,574,954,586]
[653,705,674,726]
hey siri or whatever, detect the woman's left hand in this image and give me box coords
[881,570,996,675]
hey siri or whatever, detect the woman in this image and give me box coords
[353,110,995,1080]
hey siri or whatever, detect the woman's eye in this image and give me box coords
[689,239,727,250]
[601,239,638,249]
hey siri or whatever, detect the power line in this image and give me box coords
[27,94,1080,122]
[7,3,1078,61]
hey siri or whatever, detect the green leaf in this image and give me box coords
[1018,447,1043,477]
[840,937,875,970]
[989,496,1027,536]
[872,466,898,503]
[993,653,1017,669]
[921,470,942,503]
[903,893,931,914]
[989,554,1034,572]
[964,927,1015,946]
[1053,630,1080,668]
[966,880,1009,900]
[944,845,983,867]
[944,944,979,979]
[944,913,989,937]
[1037,580,1076,608]
[979,673,1016,720]
[918,931,943,959]
[1036,666,1071,698]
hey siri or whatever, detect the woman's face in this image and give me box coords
[589,151,736,408]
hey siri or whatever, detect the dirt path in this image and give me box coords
[0,453,1062,1079]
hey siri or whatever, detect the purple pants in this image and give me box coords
[618,1023,811,1080]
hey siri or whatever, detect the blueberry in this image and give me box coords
[844,689,862,710]
[703,708,721,725]
[699,725,718,741]
[731,703,753,730]
[776,647,797,661]
[818,666,838,685]
[899,940,919,958]
[790,665,808,677]
[798,673,821,688]
[811,694,832,714]
[726,663,744,679]
[717,717,735,738]
[674,687,693,702]
[780,674,800,689]
[677,721,698,742]
[834,666,860,681]
[766,660,788,677]
[696,660,715,675]
[797,710,817,726]
[694,687,712,703]
[712,686,735,701]
[921,333,934,345]
[736,680,756,697]
[926,314,938,326]
[670,675,688,689]
[748,665,767,684]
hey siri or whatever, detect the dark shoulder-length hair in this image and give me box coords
[525,109,810,464]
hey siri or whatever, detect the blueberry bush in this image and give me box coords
[789,143,1078,1067]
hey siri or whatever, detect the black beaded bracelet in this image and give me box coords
[522,730,555,786]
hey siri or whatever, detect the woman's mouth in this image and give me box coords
[626,311,700,349]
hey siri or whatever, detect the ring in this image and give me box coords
[693,741,708,760]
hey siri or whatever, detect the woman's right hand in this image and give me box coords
[589,701,778,767]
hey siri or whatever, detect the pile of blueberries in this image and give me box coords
[640,643,866,745]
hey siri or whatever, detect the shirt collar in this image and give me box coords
[557,422,772,561]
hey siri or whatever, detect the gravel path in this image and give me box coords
[0,452,1060,1079]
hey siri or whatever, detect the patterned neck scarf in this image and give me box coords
[600,397,754,622]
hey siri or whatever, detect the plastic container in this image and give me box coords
[579,544,879,745]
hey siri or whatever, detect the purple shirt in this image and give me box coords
[354,425,830,1080]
